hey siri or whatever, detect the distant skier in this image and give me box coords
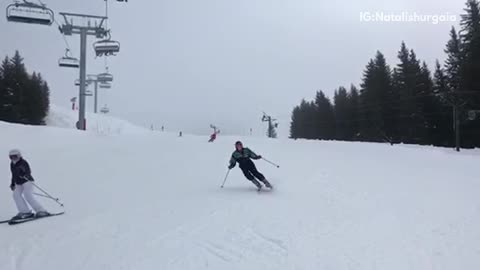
[208,132,217,142]
[228,141,272,190]
[8,149,49,220]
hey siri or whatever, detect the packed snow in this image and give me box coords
[46,105,148,135]
[1,109,479,270]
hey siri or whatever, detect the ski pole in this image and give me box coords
[220,169,231,188]
[31,182,64,207]
[33,192,62,202]
[33,192,51,199]
[33,191,64,207]
[262,157,280,168]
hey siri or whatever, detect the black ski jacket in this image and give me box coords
[229,148,261,169]
[10,158,34,186]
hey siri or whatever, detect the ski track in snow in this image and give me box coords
[1,117,480,270]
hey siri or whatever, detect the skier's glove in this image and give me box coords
[228,165,234,170]
[10,184,15,191]
[253,155,262,160]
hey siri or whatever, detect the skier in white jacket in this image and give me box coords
[9,149,49,220]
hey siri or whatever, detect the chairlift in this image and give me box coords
[97,72,113,83]
[6,0,54,25]
[58,49,79,68]
[99,82,112,89]
[100,106,110,114]
[93,38,120,57]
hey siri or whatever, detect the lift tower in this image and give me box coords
[58,12,108,130]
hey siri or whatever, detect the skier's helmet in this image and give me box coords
[8,149,21,161]
[235,141,243,150]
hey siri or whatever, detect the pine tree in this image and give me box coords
[417,62,447,145]
[359,51,394,142]
[434,61,449,97]
[392,43,411,143]
[392,43,429,144]
[444,27,462,94]
[0,56,16,122]
[304,100,319,139]
[359,59,376,140]
[0,51,50,125]
[433,61,454,146]
[0,57,9,121]
[315,91,335,140]
[290,105,301,139]
[290,99,318,139]
[346,85,360,140]
[10,51,30,124]
[460,0,480,96]
[333,86,349,140]
[459,0,480,147]
[23,72,46,125]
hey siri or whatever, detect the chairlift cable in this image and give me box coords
[105,0,109,29]
[53,17,73,53]
[36,0,46,7]
[104,0,109,69]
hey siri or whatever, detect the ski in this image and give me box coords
[7,212,65,225]
[0,219,11,224]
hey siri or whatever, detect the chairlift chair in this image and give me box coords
[100,106,110,114]
[93,39,120,57]
[99,82,112,89]
[6,1,54,25]
[84,90,93,97]
[58,49,79,68]
[59,57,79,68]
[97,72,113,83]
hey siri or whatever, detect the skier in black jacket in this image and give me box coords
[9,149,49,220]
[228,141,272,190]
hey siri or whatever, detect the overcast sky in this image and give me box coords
[1,0,465,136]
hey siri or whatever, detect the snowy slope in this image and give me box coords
[46,105,148,135]
[0,119,480,270]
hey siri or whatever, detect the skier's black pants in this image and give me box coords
[239,160,265,182]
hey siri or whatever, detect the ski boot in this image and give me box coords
[11,212,34,221]
[261,179,273,189]
[252,179,263,191]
